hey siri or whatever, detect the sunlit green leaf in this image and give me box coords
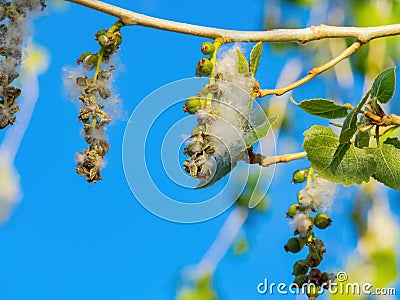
[371,67,396,103]
[291,96,350,119]
[339,109,358,144]
[236,49,249,75]
[366,138,400,190]
[303,125,376,186]
[354,130,370,148]
[250,42,262,77]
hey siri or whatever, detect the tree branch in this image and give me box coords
[247,151,308,167]
[67,0,400,44]
[256,41,362,97]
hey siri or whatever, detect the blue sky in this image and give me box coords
[0,1,399,300]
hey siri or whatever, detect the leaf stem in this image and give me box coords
[375,125,380,147]
[306,167,314,188]
[93,47,105,84]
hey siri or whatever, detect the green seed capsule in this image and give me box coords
[286,204,299,218]
[293,274,308,288]
[284,237,305,253]
[196,58,213,77]
[82,54,99,71]
[292,259,309,276]
[77,52,92,64]
[292,169,308,183]
[314,213,332,229]
[306,252,322,268]
[306,284,320,299]
[311,238,326,254]
[97,34,109,46]
[184,96,202,114]
[201,42,215,55]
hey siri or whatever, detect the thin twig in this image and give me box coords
[257,41,362,97]
[67,0,400,43]
[248,151,308,167]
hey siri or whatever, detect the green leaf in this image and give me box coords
[245,115,278,147]
[354,130,370,148]
[339,109,358,144]
[371,67,396,103]
[290,96,350,119]
[236,49,249,75]
[384,137,400,149]
[303,125,376,186]
[366,139,400,190]
[328,143,350,174]
[249,42,262,77]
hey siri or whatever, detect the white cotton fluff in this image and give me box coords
[75,152,86,164]
[298,176,336,211]
[291,212,313,238]
[62,66,87,100]
[209,46,255,163]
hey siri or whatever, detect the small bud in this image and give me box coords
[201,42,215,55]
[292,169,308,183]
[286,204,299,218]
[292,275,308,288]
[314,213,332,229]
[97,34,109,46]
[184,96,202,114]
[284,237,305,253]
[292,259,309,276]
[196,58,213,77]
[82,54,99,71]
